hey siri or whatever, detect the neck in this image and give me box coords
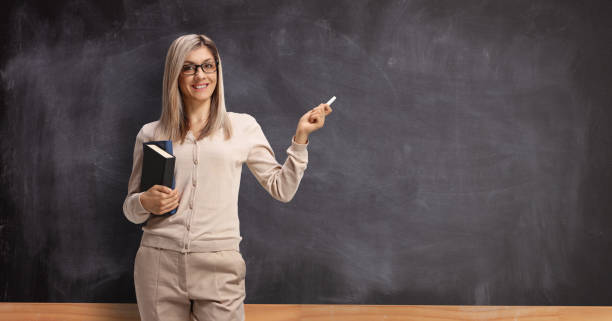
[184,98,211,126]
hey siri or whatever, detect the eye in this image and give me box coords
[182,65,195,71]
[204,63,214,69]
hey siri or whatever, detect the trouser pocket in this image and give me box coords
[188,250,246,321]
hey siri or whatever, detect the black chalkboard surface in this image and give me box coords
[2,0,612,305]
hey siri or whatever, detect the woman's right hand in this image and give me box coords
[139,185,180,215]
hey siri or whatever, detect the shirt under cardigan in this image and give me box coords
[122,112,308,253]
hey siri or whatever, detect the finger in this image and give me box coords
[308,110,314,123]
[155,185,172,194]
[316,108,325,119]
[152,189,165,197]
[162,186,176,195]
[312,114,321,123]
[310,113,320,123]
[311,107,323,118]
[317,110,326,121]
[159,197,177,209]
[160,200,179,213]
[158,191,175,200]
[324,105,332,115]
[158,192,175,201]
[169,192,180,202]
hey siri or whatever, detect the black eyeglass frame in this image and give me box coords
[181,59,219,75]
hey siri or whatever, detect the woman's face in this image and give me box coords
[178,46,218,106]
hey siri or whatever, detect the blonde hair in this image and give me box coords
[155,34,233,143]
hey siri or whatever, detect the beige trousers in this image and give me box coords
[134,245,246,321]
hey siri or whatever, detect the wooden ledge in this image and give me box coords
[1,303,612,320]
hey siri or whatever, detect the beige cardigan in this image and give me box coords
[122,112,308,253]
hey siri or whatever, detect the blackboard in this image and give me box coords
[2,0,612,305]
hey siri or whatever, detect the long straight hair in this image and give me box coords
[154,34,233,144]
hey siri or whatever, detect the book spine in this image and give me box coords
[163,157,177,215]
[165,141,177,215]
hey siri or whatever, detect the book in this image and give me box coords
[140,140,177,215]
[144,140,177,194]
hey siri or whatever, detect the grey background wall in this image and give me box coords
[1,0,612,304]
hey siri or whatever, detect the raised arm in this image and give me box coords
[245,118,309,203]
[245,102,332,202]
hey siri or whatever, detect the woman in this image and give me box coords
[122,34,332,321]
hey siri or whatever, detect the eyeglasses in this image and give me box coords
[181,60,218,75]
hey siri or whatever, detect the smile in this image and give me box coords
[192,83,209,89]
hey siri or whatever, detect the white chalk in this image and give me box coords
[326,96,336,105]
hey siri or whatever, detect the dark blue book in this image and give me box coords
[141,140,177,215]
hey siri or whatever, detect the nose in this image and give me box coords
[194,65,206,77]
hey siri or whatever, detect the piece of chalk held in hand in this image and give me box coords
[326,96,336,105]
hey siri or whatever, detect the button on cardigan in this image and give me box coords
[122,112,308,253]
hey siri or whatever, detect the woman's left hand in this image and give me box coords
[295,103,333,143]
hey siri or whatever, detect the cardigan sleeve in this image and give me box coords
[122,127,151,224]
[245,117,309,203]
